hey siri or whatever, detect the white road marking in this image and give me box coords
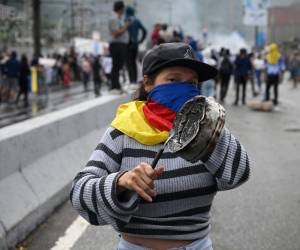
[50,216,89,250]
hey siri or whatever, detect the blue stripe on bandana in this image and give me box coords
[147,82,200,112]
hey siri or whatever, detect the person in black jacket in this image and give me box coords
[16,54,30,107]
[219,49,233,103]
[92,55,102,97]
[234,48,252,105]
[4,51,20,103]
[125,6,147,87]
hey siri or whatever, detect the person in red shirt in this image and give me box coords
[151,23,161,47]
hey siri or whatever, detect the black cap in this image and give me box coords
[142,42,218,82]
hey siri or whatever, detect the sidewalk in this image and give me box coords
[0,80,111,129]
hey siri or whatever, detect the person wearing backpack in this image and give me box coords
[219,49,233,103]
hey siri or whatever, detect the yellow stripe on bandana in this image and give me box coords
[111,101,169,145]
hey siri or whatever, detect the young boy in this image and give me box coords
[70,42,251,250]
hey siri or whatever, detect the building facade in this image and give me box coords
[268,3,300,43]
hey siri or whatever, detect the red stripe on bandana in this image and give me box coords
[143,99,176,131]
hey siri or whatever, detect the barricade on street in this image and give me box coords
[0,94,130,250]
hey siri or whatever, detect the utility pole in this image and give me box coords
[229,0,234,32]
[32,0,41,56]
[70,0,75,40]
[254,25,259,48]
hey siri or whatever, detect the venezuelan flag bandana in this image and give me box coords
[111,82,199,145]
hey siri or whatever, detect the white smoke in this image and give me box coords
[203,32,250,55]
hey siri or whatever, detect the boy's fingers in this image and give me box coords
[134,185,152,202]
[144,164,155,177]
[140,174,155,189]
[135,178,156,197]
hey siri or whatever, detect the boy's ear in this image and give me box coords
[143,75,152,92]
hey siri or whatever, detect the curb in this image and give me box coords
[0,94,130,249]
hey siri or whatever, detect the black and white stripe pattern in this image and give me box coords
[70,126,250,240]
[204,128,251,190]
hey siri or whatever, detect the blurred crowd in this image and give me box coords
[0,0,299,112]
[188,43,300,107]
[149,24,299,108]
[0,49,112,108]
[148,20,300,107]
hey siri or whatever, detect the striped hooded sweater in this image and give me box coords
[70,126,250,240]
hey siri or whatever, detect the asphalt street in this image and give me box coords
[14,77,300,250]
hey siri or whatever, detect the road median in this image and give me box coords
[0,94,130,250]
